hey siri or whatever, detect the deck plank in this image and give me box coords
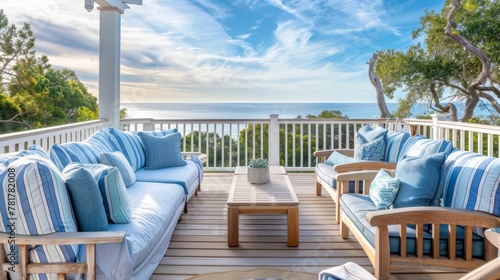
[152,173,466,279]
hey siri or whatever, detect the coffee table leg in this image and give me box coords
[228,206,239,247]
[287,206,299,247]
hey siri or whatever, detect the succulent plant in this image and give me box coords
[248,158,269,168]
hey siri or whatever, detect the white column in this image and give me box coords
[98,8,121,129]
[431,114,446,140]
[268,114,280,166]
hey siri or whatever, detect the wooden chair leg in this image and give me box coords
[316,179,322,196]
[184,203,188,213]
[340,218,349,239]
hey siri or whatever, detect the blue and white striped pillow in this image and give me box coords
[385,131,410,163]
[100,151,136,187]
[0,158,78,279]
[85,128,118,154]
[442,151,500,219]
[78,164,131,224]
[107,128,145,171]
[49,142,102,171]
[399,135,453,160]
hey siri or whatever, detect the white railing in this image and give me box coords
[121,116,390,171]
[1,116,498,171]
[0,119,110,153]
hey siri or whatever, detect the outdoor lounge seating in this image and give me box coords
[0,128,203,279]
[336,148,500,279]
[313,123,454,224]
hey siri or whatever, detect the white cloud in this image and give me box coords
[1,0,440,104]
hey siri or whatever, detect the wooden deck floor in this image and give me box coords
[152,173,467,280]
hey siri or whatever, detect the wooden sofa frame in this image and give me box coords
[0,231,124,280]
[313,149,396,223]
[336,171,500,280]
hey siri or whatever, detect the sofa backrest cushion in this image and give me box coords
[442,150,500,217]
[107,128,146,171]
[393,152,446,208]
[62,164,109,231]
[0,145,50,173]
[77,164,131,224]
[398,135,454,161]
[85,128,118,153]
[385,131,410,163]
[0,158,78,273]
[50,142,102,171]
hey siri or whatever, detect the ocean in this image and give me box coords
[120,102,423,119]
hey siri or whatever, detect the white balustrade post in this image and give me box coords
[268,114,280,166]
[431,114,446,140]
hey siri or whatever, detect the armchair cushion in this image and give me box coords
[325,151,354,166]
[315,163,362,192]
[442,151,500,218]
[354,135,385,161]
[399,135,453,160]
[393,152,446,208]
[340,194,484,257]
[138,132,187,170]
[369,169,400,210]
[100,151,136,187]
[385,131,410,163]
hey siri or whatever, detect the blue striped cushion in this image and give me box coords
[49,142,102,171]
[0,158,77,278]
[107,128,145,171]
[385,131,410,163]
[442,151,500,219]
[85,128,118,153]
[100,151,136,187]
[78,164,131,224]
[399,135,454,160]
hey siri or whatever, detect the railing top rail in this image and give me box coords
[436,120,500,133]
[0,119,110,142]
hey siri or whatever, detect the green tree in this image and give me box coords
[376,0,499,122]
[0,10,98,132]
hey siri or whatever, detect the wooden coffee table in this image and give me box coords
[227,166,299,247]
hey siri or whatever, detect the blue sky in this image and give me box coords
[3,0,445,103]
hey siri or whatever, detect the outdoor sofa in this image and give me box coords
[335,141,500,279]
[0,127,203,279]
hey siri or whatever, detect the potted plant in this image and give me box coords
[247,158,270,184]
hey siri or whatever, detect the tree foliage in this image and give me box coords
[0,10,98,133]
[376,0,499,122]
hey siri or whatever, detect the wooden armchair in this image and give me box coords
[0,231,124,280]
[313,149,395,224]
[336,170,500,280]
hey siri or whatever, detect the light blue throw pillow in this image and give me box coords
[354,134,385,161]
[138,132,187,170]
[77,164,131,224]
[325,151,355,166]
[100,151,136,187]
[62,164,109,231]
[133,128,178,136]
[393,152,446,208]
[369,169,400,210]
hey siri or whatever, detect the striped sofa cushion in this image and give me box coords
[50,142,102,171]
[0,158,77,280]
[399,135,454,160]
[385,131,410,163]
[79,164,131,224]
[442,151,500,220]
[107,128,145,171]
[85,128,118,153]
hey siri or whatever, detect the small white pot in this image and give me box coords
[247,166,269,184]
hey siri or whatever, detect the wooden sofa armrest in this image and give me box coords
[366,207,500,261]
[336,170,380,195]
[0,231,125,280]
[333,161,396,173]
[181,152,207,163]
